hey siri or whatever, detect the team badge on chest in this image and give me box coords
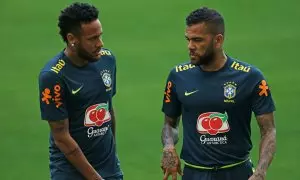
[223,82,237,103]
[100,70,112,92]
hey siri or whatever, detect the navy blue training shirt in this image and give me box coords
[162,56,275,166]
[39,48,121,178]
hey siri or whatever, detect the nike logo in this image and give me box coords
[72,86,83,95]
[185,90,198,96]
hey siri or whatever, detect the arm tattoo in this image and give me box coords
[65,146,81,157]
[50,120,68,133]
[162,150,177,168]
[161,116,180,148]
[256,113,276,174]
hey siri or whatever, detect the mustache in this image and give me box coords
[189,51,198,56]
[93,48,102,53]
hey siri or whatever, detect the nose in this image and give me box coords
[188,40,195,50]
[96,38,104,48]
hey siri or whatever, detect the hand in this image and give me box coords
[161,147,183,180]
[248,171,265,180]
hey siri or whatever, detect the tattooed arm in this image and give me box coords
[162,115,180,148]
[249,112,276,180]
[161,115,182,180]
[48,119,103,180]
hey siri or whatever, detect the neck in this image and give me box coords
[64,46,88,67]
[200,51,227,72]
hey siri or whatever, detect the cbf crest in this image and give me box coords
[100,70,112,92]
[223,82,237,103]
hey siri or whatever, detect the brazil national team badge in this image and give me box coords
[100,70,112,91]
[223,82,237,103]
[224,82,236,99]
[102,73,111,87]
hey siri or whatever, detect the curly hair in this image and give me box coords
[186,7,224,35]
[58,2,99,42]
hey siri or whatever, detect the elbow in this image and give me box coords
[53,135,70,148]
[54,139,66,149]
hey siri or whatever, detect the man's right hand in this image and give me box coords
[48,119,103,180]
[161,147,183,180]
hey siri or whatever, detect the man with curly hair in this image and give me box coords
[160,7,276,180]
[38,2,123,180]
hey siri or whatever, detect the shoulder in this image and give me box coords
[39,51,66,76]
[229,57,263,75]
[169,61,197,74]
[166,61,197,81]
[100,48,116,61]
[228,56,266,85]
[39,52,66,81]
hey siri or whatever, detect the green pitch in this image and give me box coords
[0,0,299,179]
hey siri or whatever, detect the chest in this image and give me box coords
[62,63,115,107]
[176,72,251,111]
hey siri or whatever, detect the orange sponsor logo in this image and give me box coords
[41,85,63,108]
[42,88,52,104]
[259,80,269,96]
[53,85,63,108]
[164,81,172,103]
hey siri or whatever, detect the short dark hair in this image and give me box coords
[58,2,99,42]
[186,7,225,35]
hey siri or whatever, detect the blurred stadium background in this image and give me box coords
[0,0,299,179]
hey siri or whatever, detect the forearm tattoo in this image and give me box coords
[65,146,81,157]
[51,120,67,133]
[256,114,276,173]
[258,129,276,172]
[162,124,175,147]
[161,116,179,147]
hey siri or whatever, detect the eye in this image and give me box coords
[193,38,203,42]
[89,35,102,41]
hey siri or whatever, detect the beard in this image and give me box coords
[198,47,215,65]
[190,42,216,66]
[77,45,100,62]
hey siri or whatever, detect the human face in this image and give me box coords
[76,19,104,62]
[185,22,220,65]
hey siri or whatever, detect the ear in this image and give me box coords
[66,33,78,45]
[214,34,224,49]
